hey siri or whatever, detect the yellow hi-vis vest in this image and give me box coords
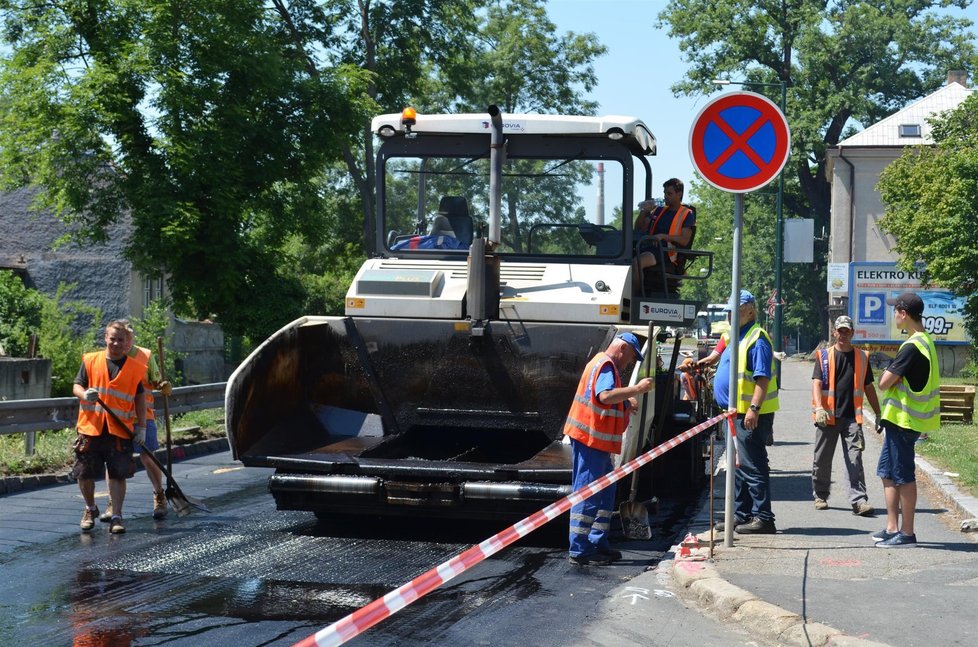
[736,323,780,414]
[813,347,868,425]
[880,332,940,432]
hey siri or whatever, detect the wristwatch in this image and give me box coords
[749,404,760,413]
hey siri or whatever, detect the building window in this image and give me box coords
[898,124,921,138]
[144,276,164,305]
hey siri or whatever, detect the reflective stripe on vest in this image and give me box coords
[880,332,941,432]
[76,351,144,440]
[563,353,627,453]
[813,347,867,424]
[736,324,780,414]
[646,205,692,264]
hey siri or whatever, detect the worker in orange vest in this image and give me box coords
[633,178,695,290]
[811,315,881,516]
[563,332,652,565]
[72,320,147,535]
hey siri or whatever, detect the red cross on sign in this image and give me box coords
[689,92,790,193]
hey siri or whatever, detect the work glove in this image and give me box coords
[814,408,830,427]
[875,420,884,435]
[132,424,146,446]
[84,388,99,403]
[158,380,173,397]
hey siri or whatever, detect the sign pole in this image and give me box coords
[725,194,744,547]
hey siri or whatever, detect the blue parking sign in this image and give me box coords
[858,293,886,325]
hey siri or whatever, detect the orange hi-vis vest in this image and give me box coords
[76,351,146,439]
[646,205,692,264]
[133,346,156,421]
[563,353,628,453]
[813,346,868,425]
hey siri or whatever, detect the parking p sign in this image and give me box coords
[858,293,886,325]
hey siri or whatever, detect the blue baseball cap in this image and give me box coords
[723,290,756,311]
[616,332,644,361]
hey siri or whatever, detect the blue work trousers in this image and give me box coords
[733,413,775,523]
[568,439,616,558]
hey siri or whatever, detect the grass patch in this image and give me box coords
[0,408,226,477]
[915,421,978,495]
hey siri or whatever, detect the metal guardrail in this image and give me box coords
[0,383,227,436]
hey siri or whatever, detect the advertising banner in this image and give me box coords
[848,262,969,345]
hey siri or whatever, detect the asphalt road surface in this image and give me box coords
[0,476,761,646]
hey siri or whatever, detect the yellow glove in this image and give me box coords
[158,380,173,397]
[814,408,830,427]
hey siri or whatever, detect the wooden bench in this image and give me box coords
[940,384,975,423]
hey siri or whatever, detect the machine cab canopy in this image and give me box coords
[373,111,657,261]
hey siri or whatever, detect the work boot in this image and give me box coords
[814,497,828,510]
[109,516,126,535]
[852,501,874,516]
[735,518,777,534]
[99,501,113,523]
[152,490,168,520]
[80,507,99,532]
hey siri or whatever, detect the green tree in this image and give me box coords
[0,0,371,340]
[0,270,43,357]
[36,284,102,397]
[877,92,978,347]
[130,299,181,383]
[658,0,975,336]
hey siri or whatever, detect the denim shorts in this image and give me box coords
[139,419,160,452]
[876,420,920,485]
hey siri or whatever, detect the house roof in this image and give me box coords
[838,82,974,147]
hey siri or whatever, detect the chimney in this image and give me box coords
[946,70,968,87]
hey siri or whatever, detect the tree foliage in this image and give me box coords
[37,284,102,397]
[0,270,43,356]
[877,92,978,345]
[0,0,371,339]
[659,0,975,338]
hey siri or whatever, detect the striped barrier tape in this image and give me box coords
[727,411,740,467]
[293,410,732,647]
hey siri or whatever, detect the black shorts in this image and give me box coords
[71,432,135,481]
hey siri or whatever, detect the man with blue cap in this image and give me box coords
[563,331,653,565]
[712,290,779,534]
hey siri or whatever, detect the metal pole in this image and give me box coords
[772,81,786,382]
[725,193,744,547]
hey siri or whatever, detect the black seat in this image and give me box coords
[438,196,474,246]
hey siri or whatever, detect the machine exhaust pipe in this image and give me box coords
[488,105,503,245]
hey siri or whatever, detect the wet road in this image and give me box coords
[0,480,757,646]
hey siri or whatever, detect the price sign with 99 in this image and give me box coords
[922,316,954,336]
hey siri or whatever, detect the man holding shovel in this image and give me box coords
[72,320,147,534]
[98,322,173,523]
[563,332,652,566]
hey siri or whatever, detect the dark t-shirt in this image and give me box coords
[812,348,875,418]
[884,341,931,393]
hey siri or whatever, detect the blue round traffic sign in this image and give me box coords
[689,92,790,193]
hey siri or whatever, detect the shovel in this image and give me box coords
[156,337,195,516]
[619,321,655,540]
[94,394,209,516]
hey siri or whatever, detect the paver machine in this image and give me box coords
[225,106,712,521]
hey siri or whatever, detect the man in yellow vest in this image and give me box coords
[72,320,147,534]
[873,292,940,548]
[563,332,653,565]
[811,315,882,516]
[710,290,779,534]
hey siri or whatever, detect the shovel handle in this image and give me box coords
[156,337,174,476]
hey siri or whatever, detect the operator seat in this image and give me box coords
[438,196,474,246]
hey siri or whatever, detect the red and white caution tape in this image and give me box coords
[293,410,732,647]
[726,410,740,468]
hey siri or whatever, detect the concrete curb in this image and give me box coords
[0,437,230,496]
[670,556,897,647]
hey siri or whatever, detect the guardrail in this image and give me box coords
[0,383,227,437]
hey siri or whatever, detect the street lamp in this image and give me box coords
[712,78,788,381]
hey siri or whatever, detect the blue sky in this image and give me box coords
[546,0,978,214]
